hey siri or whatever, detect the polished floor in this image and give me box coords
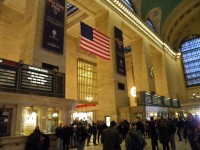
[70,138,191,150]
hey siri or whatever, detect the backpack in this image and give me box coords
[128,133,143,150]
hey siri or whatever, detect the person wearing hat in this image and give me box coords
[125,122,147,150]
[101,120,122,150]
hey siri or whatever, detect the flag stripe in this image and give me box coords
[80,22,110,60]
[93,35,110,48]
[81,37,110,56]
[80,45,110,60]
[93,30,109,43]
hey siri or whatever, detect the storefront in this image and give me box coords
[73,103,98,124]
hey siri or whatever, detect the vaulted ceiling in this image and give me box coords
[0,0,200,52]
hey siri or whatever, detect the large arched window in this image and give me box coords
[122,0,136,13]
[180,35,200,87]
[146,18,156,32]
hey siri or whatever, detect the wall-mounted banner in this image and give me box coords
[114,27,126,75]
[42,0,65,54]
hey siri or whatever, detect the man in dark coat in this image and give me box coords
[101,120,122,150]
[158,119,170,150]
[149,117,159,150]
[125,122,146,150]
[62,123,71,150]
[75,122,88,150]
[184,113,199,150]
[55,123,63,150]
[25,127,42,150]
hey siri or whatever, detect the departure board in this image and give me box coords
[180,37,200,87]
[20,65,54,93]
[172,99,179,108]
[152,95,163,106]
[144,93,153,105]
[0,59,19,88]
[163,98,171,107]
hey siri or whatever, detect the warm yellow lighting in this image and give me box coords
[85,96,93,102]
[52,112,58,117]
[150,113,153,116]
[130,86,136,97]
[102,0,178,58]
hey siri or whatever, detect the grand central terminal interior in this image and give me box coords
[0,0,200,149]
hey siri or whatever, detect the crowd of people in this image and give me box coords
[25,113,200,150]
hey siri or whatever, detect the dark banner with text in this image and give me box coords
[114,27,126,75]
[42,0,65,54]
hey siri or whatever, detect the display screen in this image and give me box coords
[144,93,153,105]
[0,59,18,88]
[164,98,171,107]
[172,99,179,107]
[20,65,53,93]
[152,95,163,106]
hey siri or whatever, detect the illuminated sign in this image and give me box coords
[21,65,53,93]
[0,59,18,88]
[29,66,48,73]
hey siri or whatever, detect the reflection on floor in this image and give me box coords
[70,137,191,150]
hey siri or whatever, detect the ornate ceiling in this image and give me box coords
[0,0,200,52]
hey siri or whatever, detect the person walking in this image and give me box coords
[136,117,145,137]
[101,120,122,150]
[25,126,43,150]
[184,113,199,150]
[55,123,63,150]
[169,118,177,150]
[158,119,170,150]
[149,117,159,150]
[75,122,88,150]
[125,122,147,150]
[91,122,98,145]
[177,117,185,141]
[62,123,71,150]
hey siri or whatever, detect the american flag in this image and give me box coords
[80,22,110,60]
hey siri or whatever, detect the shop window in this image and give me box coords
[21,107,39,135]
[180,35,200,87]
[77,59,97,102]
[0,107,12,137]
[47,108,59,133]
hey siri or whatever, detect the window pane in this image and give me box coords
[180,36,200,87]
[77,59,97,102]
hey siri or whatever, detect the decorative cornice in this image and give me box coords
[101,0,181,58]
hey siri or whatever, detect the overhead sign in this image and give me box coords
[20,65,54,93]
[0,58,19,88]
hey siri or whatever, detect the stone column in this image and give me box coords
[131,38,156,93]
[65,35,78,99]
[95,12,129,122]
[15,106,23,135]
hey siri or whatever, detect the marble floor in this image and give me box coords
[70,138,191,150]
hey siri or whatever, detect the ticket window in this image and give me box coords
[21,107,39,135]
[46,108,59,133]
